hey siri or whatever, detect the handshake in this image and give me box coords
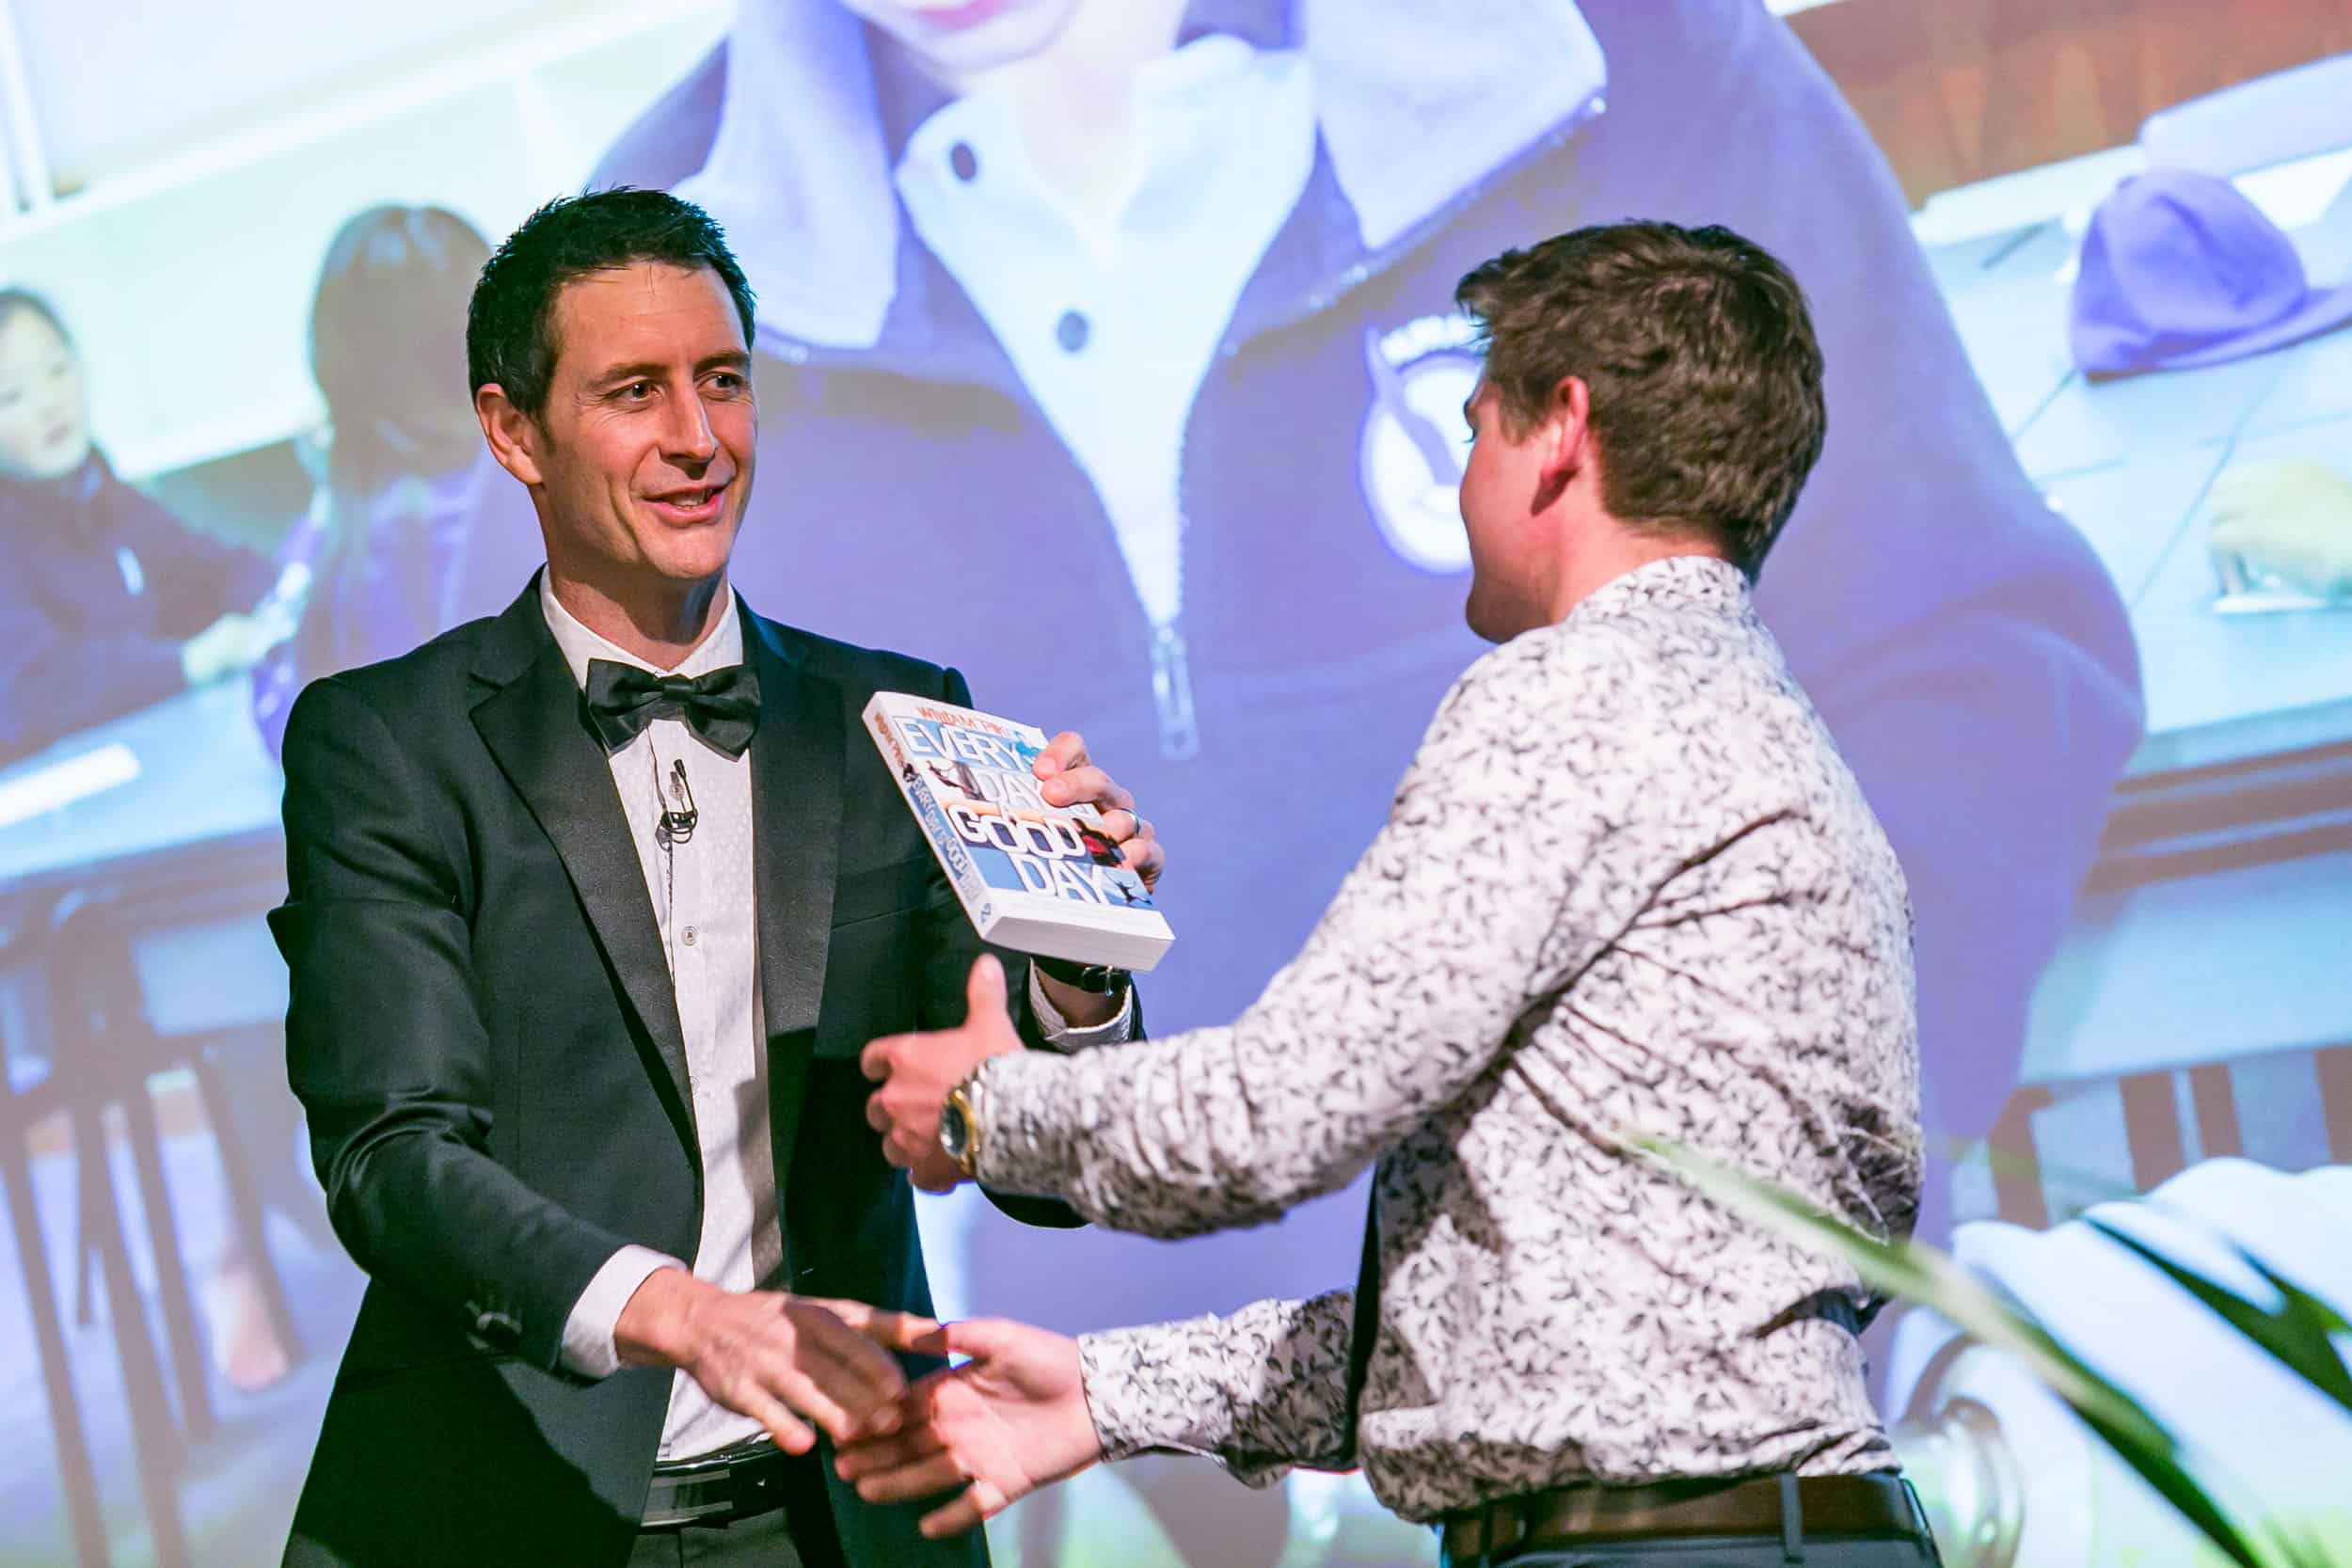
[614,1270,1098,1539]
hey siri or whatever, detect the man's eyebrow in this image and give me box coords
[592,360,668,387]
[589,351,751,387]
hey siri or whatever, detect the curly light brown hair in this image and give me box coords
[1455,221,1827,578]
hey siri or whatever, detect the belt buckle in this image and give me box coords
[644,1463,733,1530]
[1482,1497,1526,1557]
[730,1449,783,1521]
[646,1439,780,1530]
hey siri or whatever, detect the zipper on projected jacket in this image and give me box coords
[1151,619,1200,763]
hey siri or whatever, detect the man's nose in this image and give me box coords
[661,389,719,465]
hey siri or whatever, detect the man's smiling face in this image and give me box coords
[523,261,757,594]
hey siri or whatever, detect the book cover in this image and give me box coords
[863,691,1175,972]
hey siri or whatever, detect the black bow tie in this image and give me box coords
[582,658,762,757]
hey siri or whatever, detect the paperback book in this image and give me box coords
[863,691,1174,972]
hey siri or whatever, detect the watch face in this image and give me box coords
[939,1099,971,1163]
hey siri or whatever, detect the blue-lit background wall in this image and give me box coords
[3,2,2349,1564]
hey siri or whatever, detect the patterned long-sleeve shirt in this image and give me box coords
[973,554,1921,1522]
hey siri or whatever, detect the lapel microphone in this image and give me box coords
[658,757,699,845]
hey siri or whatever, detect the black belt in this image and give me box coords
[641,1438,801,1530]
[1439,1472,1931,1564]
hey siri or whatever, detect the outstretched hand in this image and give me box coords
[835,1318,1103,1539]
[612,1271,923,1456]
[862,956,1023,1192]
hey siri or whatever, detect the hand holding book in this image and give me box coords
[863,693,1175,972]
[1029,729,1164,893]
[862,693,1175,1194]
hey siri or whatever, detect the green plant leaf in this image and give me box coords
[2085,1219,2352,1416]
[1632,1136,2280,1568]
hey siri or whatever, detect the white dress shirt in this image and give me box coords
[539,575,1128,1462]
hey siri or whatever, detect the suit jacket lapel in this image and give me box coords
[742,606,843,1177]
[469,582,699,1158]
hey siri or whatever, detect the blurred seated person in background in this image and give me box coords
[251,205,492,758]
[201,205,495,1395]
[0,288,296,761]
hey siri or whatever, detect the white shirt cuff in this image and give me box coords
[560,1243,687,1379]
[1027,963,1136,1049]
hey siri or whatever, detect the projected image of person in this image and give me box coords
[450,6,2143,1553]
[0,289,296,761]
[184,205,501,1401]
[250,205,493,758]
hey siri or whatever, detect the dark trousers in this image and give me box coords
[1486,1539,1938,1567]
[627,1462,848,1568]
[628,1431,853,1568]
[627,1509,808,1568]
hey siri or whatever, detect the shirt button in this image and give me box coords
[1056,309,1090,353]
[949,141,978,182]
[681,926,699,948]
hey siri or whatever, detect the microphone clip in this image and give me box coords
[658,757,698,846]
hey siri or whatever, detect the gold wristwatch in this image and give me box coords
[939,1070,987,1180]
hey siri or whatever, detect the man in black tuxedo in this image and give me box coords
[270,188,1163,1567]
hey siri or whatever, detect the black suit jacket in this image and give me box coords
[271,580,1095,1566]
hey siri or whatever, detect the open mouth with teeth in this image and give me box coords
[644,480,730,525]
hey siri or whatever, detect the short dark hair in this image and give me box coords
[0,287,72,347]
[1454,221,1826,578]
[466,187,756,420]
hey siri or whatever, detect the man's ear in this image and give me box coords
[1544,374,1593,483]
[476,385,546,488]
[1527,373,1590,512]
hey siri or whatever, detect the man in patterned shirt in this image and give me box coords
[850,222,1940,1567]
